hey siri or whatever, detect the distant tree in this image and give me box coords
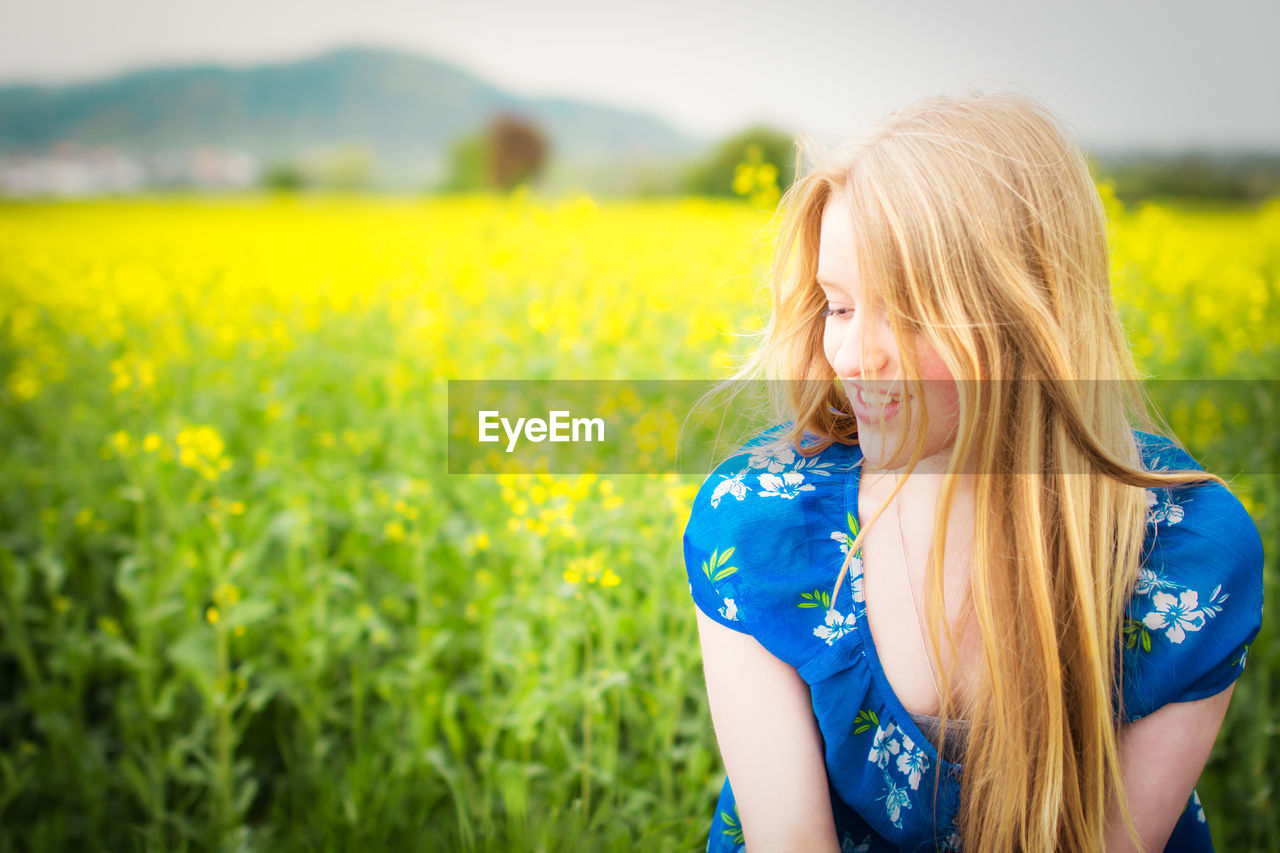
[684,126,796,197]
[488,113,549,191]
[1091,151,1280,205]
[441,132,491,192]
[440,113,551,193]
[262,160,306,191]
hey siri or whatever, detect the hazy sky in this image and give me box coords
[1,0,1276,151]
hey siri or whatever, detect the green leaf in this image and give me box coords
[227,599,274,627]
[1123,618,1152,654]
[847,511,859,537]
[712,566,738,582]
[167,628,215,698]
[852,707,879,734]
[721,804,745,844]
[717,546,735,567]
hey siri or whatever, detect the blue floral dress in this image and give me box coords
[683,425,1264,852]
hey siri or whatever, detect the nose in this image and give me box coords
[830,313,891,381]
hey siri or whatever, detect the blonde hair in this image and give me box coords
[723,92,1224,850]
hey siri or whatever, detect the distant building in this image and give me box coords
[0,143,260,197]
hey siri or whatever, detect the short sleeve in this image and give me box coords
[1120,434,1266,722]
[682,424,799,636]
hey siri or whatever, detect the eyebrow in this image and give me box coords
[815,277,850,295]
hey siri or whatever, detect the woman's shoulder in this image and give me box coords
[1122,429,1265,721]
[1132,429,1261,557]
[682,422,861,659]
[691,422,857,509]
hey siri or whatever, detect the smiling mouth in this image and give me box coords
[849,385,906,423]
[858,388,901,405]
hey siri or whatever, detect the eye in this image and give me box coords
[820,305,853,319]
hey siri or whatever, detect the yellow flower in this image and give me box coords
[563,569,581,584]
[213,583,240,606]
[142,433,162,452]
[206,606,220,625]
[110,430,132,454]
[600,569,621,588]
[473,532,490,550]
[229,501,246,515]
[384,520,406,542]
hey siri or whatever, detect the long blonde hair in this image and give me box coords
[726,92,1224,850]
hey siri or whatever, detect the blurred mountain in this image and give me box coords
[0,46,701,190]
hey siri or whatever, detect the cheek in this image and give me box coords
[915,340,960,426]
[921,343,952,381]
[822,324,839,370]
[915,339,954,384]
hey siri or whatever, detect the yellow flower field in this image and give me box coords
[0,190,1276,850]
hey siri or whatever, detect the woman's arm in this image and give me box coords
[694,607,841,853]
[1104,683,1236,852]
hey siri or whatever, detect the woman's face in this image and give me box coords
[818,194,961,473]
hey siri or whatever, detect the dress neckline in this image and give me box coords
[843,442,966,770]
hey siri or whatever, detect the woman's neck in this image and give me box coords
[860,446,976,498]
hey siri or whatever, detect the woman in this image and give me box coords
[682,92,1263,851]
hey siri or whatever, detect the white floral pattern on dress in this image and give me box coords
[710,468,750,507]
[1129,500,1233,652]
[1142,586,1229,644]
[788,455,841,477]
[895,733,931,790]
[748,443,795,473]
[758,471,816,499]
[877,770,912,829]
[1192,789,1206,823]
[1133,566,1181,597]
[865,721,940,830]
[814,608,855,645]
[719,598,738,622]
[831,531,867,608]
[868,722,901,770]
[1145,487,1186,526]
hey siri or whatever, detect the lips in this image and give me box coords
[849,384,905,424]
